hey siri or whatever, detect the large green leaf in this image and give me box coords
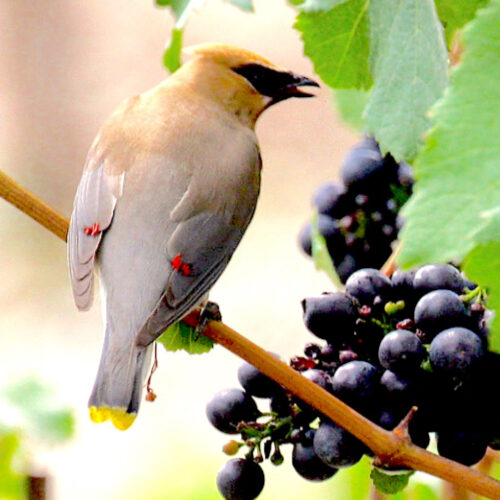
[399,0,500,267]
[435,0,489,45]
[332,88,370,131]
[364,0,449,161]
[295,0,372,89]
[464,240,500,353]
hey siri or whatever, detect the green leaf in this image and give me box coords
[311,212,342,289]
[0,432,25,500]
[364,0,449,161]
[295,0,372,89]
[1,378,75,443]
[435,0,489,45]
[156,0,191,18]
[163,28,183,73]
[226,0,254,12]
[332,88,370,131]
[157,321,214,354]
[156,0,205,73]
[399,0,500,267]
[370,467,413,495]
[463,241,500,353]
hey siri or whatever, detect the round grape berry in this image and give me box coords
[237,356,282,398]
[345,268,392,306]
[330,360,379,413]
[312,182,349,218]
[414,289,469,341]
[436,429,489,466]
[313,421,364,468]
[216,458,265,500]
[378,330,425,375]
[340,143,385,192]
[413,264,464,295]
[292,436,338,481]
[302,293,357,343]
[206,389,260,434]
[429,327,484,378]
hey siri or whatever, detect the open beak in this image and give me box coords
[283,73,320,98]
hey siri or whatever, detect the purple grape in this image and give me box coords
[413,264,464,295]
[378,330,425,375]
[292,434,338,481]
[302,292,357,343]
[216,458,265,500]
[429,327,484,378]
[345,268,392,306]
[313,421,364,468]
[206,389,260,434]
[414,289,469,341]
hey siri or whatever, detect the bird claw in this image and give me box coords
[195,301,222,339]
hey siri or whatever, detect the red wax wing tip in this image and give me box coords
[84,222,101,236]
[171,253,183,271]
[171,253,193,276]
[181,263,192,276]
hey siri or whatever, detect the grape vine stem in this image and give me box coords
[1,169,500,499]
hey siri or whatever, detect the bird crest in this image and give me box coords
[183,42,279,70]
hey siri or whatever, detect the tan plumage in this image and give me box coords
[68,42,318,430]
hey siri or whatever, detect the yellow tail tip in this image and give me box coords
[89,406,136,431]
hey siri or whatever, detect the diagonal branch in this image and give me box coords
[0,170,68,241]
[1,168,499,499]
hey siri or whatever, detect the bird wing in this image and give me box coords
[135,144,262,346]
[67,153,125,311]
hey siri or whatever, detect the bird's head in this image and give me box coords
[177,43,319,126]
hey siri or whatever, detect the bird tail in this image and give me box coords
[88,324,153,431]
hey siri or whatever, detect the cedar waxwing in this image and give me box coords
[68,43,318,430]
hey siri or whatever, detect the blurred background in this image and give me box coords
[0,1,367,498]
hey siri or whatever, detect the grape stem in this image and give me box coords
[461,285,484,304]
[2,170,500,499]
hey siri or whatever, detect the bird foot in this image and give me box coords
[195,301,222,338]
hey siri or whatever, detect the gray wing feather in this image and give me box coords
[68,163,124,311]
[135,211,247,346]
[135,149,261,346]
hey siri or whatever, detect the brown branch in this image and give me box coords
[0,170,68,241]
[2,170,500,499]
[183,312,500,499]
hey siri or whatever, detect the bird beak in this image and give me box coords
[281,73,320,98]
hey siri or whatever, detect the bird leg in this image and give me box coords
[195,300,222,338]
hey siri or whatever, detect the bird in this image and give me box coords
[67,43,318,431]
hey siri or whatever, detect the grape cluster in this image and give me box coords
[206,264,499,499]
[299,136,413,282]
